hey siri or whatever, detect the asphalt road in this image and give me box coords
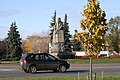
[0,63,120,78]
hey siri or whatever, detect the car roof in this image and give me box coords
[25,53,49,55]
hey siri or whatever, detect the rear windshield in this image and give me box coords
[21,54,27,60]
[26,54,34,61]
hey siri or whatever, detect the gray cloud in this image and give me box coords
[0,9,21,17]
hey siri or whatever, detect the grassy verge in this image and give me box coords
[0,76,120,80]
[68,58,120,64]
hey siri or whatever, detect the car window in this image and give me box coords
[27,55,34,61]
[35,55,39,61]
[35,54,44,61]
[40,55,45,60]
[45,55,56,61]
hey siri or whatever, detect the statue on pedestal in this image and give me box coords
[51,17,64,53]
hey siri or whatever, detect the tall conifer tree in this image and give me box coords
[6,22,22,60]
[63,14,72,52]
[49,11,56,43]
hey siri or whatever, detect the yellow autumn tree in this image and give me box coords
[75,0,108,55]
[22,35,49,53]
[22,36,34,53]
[75,0,108,80]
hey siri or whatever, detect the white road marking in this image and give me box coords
[0,69,18,71]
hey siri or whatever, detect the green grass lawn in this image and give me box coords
[68,58,120,64]
[0,76,120,80]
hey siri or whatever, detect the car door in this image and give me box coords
[34,54,46,70]
[44,54,58,70]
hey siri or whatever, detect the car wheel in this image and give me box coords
[59,65,67,73]
[24,69,29,73]
[29,65,37,74]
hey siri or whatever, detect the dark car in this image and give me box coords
[20,53,70,73]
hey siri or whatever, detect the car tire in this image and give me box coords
[29,65,37,74]
[59,65,67,73]
[24,69,29,73]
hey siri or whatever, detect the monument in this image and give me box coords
[49,17,64,53]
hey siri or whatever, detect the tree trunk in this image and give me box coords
[90,56,92,80]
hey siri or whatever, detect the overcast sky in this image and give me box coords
[0,0,120,39]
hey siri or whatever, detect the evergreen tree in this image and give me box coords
[63,14,72,52]
[49,11,56,43]
[6,22,22,60]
